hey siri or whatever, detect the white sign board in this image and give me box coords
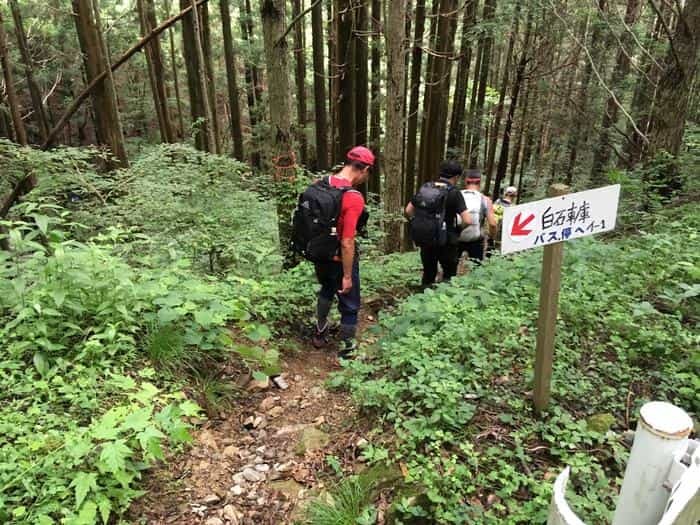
[501,184,621,255]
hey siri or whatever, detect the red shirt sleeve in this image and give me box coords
[338,190,365,239]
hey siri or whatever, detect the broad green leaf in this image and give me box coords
[95,494,111,524]
[193,309,216,327]
[92,408,122,440]
[74,501,97,525]
[169,423,192,444]
[133,382,159,404]
[252,371,268,382]
[109,374,137,391]
[98,439,131,473]
[32,214,50,235]
[157,308,180,324]
[33,351,50,377]
[49,289,66,307]
[179,400,201,417]
[137,426,166,460]
[244,323,272,342]
[122,406,152,432]
[70,472,97,509]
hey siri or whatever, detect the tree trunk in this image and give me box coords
[483,3,519,192]
[468,0,495,168]
[403,0,426,206]
[401,0,412,177]
[0,9,27,145]
[73,0,128,167]
[165,0,186,138]
[220,0,245,159]
[368,0,381,197]
[180,0,215,152]
[418,0,459,184]
[292,0,308,165]
[590,0,641,185]
[335,0,355,159]
[44,0,209,151]
[138,0,176,143]
[261,0,296,261]
[8,0,50,143]
[311,0,329,169]
[644,0,700,192]
[465,36,482,159]
[200,4,220,153]
[383,0,407,253]
[447,0,477,154]
[327,0,336,161]
[622,11,664,168]
[354,0,369,147]
[492,10,531,199]
[645,0,699,158]
[0,104,13,141]
[239,0,262,166]
[509,75,530,186]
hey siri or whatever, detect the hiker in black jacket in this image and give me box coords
[405,161,472,287]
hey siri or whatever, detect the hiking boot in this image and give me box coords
[312,322,330,349]
[338,338,357,358]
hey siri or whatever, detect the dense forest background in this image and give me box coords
[1,0,698,251]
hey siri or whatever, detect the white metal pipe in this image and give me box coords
[612,401,694,525]
[547,467,587,525]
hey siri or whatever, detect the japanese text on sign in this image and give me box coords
[501,185,621,255]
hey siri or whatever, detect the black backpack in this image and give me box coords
[291,177,352,262]
[409,181,452,247]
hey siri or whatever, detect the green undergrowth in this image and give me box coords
[0,208,288,524]
[244,251,422,332]
[332,205,699,524]
[0,142,420,524]
[2,141,279,277]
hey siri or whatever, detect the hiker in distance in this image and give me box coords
[405,160,472,287]
[495,185,518,208]
[491,185,517,254]
[291,146,374,357]
[458,169,497,264]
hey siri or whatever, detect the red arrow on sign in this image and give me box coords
[511,212,536,236]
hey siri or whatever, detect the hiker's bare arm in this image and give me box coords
[405,202,415,217]
[460,210,472,226]
[339,238,355,294]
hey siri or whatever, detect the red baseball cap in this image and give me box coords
[346,146,375,167]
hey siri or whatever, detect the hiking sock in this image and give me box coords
[338,325,357,357]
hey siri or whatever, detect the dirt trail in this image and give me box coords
[134,343,371,525]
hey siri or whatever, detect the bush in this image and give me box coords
[334,204,699,523]
[0,211,279,524]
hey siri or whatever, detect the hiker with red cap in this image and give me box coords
[291,146,374,357]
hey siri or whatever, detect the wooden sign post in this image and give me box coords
[500,183,621,414]
[533,183,569,415]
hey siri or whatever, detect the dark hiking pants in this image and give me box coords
[420,244,460,286]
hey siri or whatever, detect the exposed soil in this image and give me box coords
[132,322,379,524]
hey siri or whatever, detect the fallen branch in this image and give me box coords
[275,0,322,48]
[0,0,209,224]
[41,0,209,150]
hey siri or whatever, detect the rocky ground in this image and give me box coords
[133,345,373,525]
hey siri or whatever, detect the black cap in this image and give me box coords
[439,160,463,178]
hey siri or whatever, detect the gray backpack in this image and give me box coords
[458,190,487,242]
